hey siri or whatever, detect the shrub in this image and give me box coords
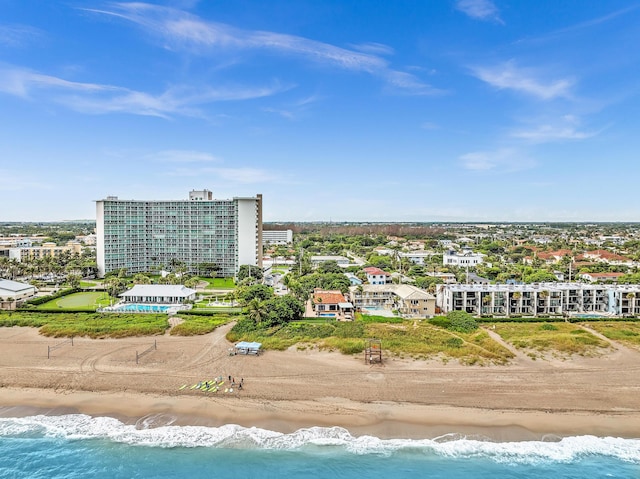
[446,311,478,333]
[540,323,558,331]
[444,337,463,348]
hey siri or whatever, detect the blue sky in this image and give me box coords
[1,0,640,222]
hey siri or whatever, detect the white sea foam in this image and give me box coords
[0,415,638,465]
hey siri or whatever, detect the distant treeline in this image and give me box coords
[264,223,446,238]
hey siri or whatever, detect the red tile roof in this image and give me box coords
[313,290,346,304]
[363,267,390,276]
[581,250,631,262]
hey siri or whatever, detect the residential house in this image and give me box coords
[363,266,391,285]
[349,284,436,317]
[579,272,625,283]
[310,289,353,320]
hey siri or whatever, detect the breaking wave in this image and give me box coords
[0,414,638,465]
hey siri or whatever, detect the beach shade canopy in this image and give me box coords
[234,341,262,355]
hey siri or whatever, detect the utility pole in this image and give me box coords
[299,247,303,276]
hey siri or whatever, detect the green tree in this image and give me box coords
[237,264,264,282]
[236,284,274,304]
[262,295,305,326]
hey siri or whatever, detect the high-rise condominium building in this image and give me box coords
[96,190,262,278]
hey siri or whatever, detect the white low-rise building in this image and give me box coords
[442,249,484,267]
[310,255,351,268]
[437,282,640,317]
[119,284,197,304]
[0,279,37,310]
[262,229,293,245]
[401,251,439,265]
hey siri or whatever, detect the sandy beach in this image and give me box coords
[0,323,639,440]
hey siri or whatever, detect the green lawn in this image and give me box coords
[202,277,236,289]
[36,292,111,310]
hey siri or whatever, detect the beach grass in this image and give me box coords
[170,315,235,335]
[0,311,168,338]
[35,292,111,310]
[492,322,610,358]
[586,321,640,349]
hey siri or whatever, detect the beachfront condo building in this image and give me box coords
[437,283,640,317]
[96,190,262,278]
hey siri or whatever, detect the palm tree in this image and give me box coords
[246,298,267,325]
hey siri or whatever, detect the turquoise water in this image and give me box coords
[111,304,171,313]
[0,415,638,479]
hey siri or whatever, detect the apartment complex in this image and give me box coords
[262,229,293,245]
[437,283,640,317]
[96,190,262,277]
[7,241,83,262]
[350,284,436,318]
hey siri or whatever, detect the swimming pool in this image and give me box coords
[110,304,172,313]
[319,313,336,317]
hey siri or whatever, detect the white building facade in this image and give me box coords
[442,249,484,267]
[262,229,293,245]
[437,283,640,317]
[96,190,262,277]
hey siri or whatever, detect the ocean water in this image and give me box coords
[0,415,638,479]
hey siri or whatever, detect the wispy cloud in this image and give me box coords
[511,114,602,143]
[0,24,42,48]
[471,61,574,100]
[349,42,395,56]
[0,169,51,191]
[149,150,220,163]
[84,2,440,95]
[455,0,503,24]
[519,5,640,44]
[459,148,536,172]
[0,64,285,117]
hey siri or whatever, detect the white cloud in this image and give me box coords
[84,3,439,95]
[455,0,503,23]
[472,61,574,100]
[459,148,536,172]
[0,64,285,117]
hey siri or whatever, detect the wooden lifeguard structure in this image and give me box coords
[364,338,382,365]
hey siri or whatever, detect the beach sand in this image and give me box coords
[0,324,639,440]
